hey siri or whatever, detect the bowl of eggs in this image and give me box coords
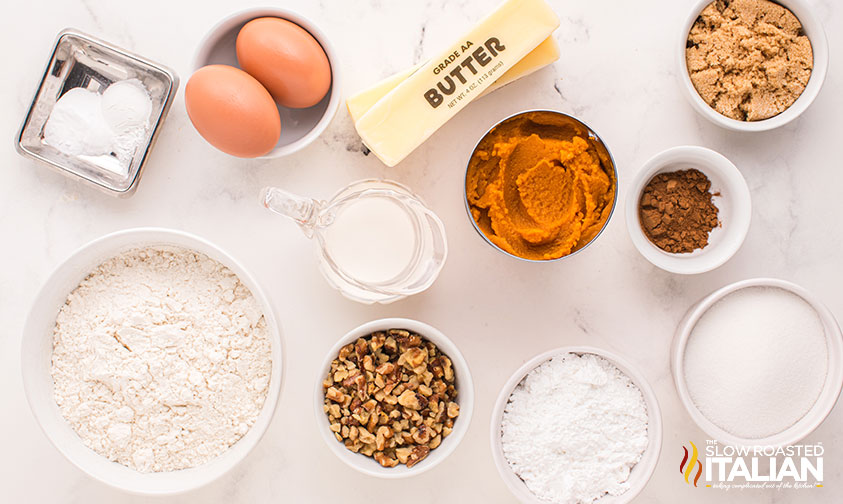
[188,8,340,158]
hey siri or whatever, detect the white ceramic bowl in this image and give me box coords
[21,228,284,495]
[625,146,751,274]
[490,346,662,504]
[672,278,843,448]
[314,318,474,478]
[192,7,341,158]
[678,0,828,131]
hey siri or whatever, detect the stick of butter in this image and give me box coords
[353,0,560,166]
[347,37,559,123]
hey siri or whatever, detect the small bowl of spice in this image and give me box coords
[315,318,474,477]
[491,346,662,504]
[464,110,617,262]
[625,146,751,274]
[672,278,843,447]
[679,0,828,131]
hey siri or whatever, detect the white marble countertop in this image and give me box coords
[2,0,841,502]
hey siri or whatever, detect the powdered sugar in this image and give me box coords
[501,353,649,504]
[50,246,271,472]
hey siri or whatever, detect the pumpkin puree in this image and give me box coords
[466,112,615,260]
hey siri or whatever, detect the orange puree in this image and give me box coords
[466,112,615,260]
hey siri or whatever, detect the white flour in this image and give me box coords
[501,353,649,504]
[51,246,271,472]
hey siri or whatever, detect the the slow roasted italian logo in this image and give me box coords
[680,441,703,487]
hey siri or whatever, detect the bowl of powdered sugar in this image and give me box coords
[673,278,843,448]
[491,347,662,504]
[21,228,282,494]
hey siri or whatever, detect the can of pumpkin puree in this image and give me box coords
[463,109,618,262]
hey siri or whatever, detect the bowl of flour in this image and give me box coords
[491,347,662,504]
[21,228,283,495]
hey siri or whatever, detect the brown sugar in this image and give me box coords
[686,0,813,121]
[639,169,719,254]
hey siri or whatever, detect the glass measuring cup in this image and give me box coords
[261,179,448,304]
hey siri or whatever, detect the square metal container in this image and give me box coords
[16,29,178,196]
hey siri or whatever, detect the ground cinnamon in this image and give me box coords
[638,169,719,253]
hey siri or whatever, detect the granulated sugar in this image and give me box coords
[51,246,271,472]
[684,286,827,439]
[501,353,649,504]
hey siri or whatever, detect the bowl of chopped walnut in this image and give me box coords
[314,318,474,477]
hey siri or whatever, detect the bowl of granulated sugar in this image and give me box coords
[491,346,662,504]
[673,278,843,448]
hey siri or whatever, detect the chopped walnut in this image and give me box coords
[406,445,430,468]
[397,389,422,409]
[401,347,427,369]
[358,428,375,445]
[360,443,376,457]
[373,451,398,468]
[376,426,393,450]
[447,401,460,418]
[412,425,431,444]
[322,328,459,468]
[376,362,395,375]
[395,447,413,464]
[325,387,345,403]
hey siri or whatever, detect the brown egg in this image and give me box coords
[236,17,332,109]
[185,65,281,157]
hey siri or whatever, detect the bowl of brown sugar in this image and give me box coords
[625,146,751,274]
[679,0,828,131]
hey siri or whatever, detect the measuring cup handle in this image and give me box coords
[410,199,449,265]
[260,186,327,237]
